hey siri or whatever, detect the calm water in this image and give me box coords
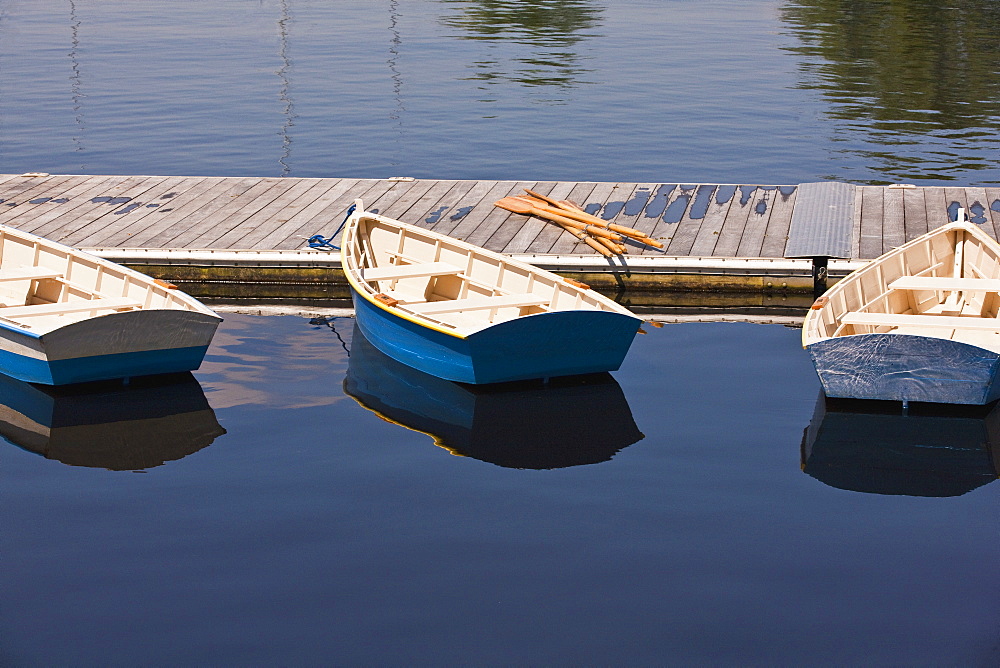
[3,1,1000,664]
[0,0,998,185]
[2,315,1000,665]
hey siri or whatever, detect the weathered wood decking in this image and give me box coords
[0,174,995,294]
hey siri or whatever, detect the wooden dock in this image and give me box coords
[0,173,995,297]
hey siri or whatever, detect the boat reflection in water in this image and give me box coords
[0,372,225,470]
[344,327,643,469]
[801,394,1000,497]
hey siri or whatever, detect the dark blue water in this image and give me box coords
[3,1,1000,663]
[0,0,998,185]
[2,314,1000,665]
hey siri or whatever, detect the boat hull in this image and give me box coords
[0,309,220,385]
[351,286,640,384]
[807,333,1000,405]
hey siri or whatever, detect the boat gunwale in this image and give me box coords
[0,223,220,337]
[802,220,1000,349]
[340,205,639,341]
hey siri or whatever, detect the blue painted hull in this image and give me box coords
[807,333,1000,405]
[351,286,641,384]
[0,309,220,385]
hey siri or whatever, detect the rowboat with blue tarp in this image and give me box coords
[0,224,221,385]
[803,211,1000,405]
[340,201,642,384]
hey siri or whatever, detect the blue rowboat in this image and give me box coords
[803,211,1000,404]
[343,324,643,469]
[0,224,221,385]
[341,201,642,384]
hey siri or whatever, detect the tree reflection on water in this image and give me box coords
[439,0,604,99]
[781,0,1000,184]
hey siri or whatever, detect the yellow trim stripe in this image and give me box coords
[341,267,468,340]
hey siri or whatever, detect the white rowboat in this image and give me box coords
[341,201,642,384]
[0,225,221,385]
[803,211,1000,404]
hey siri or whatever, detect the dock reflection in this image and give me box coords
[801,394,1000,497]
[0,373,225,470]
[344,326,642,469]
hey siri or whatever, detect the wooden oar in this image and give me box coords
[518,192,665,249]
[552,220,614,257]
[495,197,623,241]
[515,195,646,238]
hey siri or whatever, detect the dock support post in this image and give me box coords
[812,256,829,297]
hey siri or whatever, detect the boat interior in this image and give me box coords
[346,213,623,334]
[806,220,1000,352]
[0,228,197,333]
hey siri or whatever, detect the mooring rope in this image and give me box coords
[306,203,356,251]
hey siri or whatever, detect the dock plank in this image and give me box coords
[67,176,203,247]
[964,186,995,240]
[0,174,81,222]
[644,184,697,254]
[605,183,662,256]
[398,181,466,228]
[3,176,121,235]
[207,178,327,249]
[352,179,424,220]
[736,187,777,257]
[945,187,970,226]
[445,181,522,244]
[850,184,863,259]
[273,179,390,250]
[858,186,884,260]
[126,177,263,247]
[902,187,928,242]
[688,185,737,257]
[29,176,160,241]
[103,177,242,247]
[712,186,759,257]
[668,184,722,257]
[0,175,89,230]
[431,180,500,237]
[0,174,989,269]
[223,178,347,250]
[760,186,797,258]
[423,180,490,234]
[153,178,291,248]
[462,181,537,249]
[984,188,1000,242]
[882,186,905,253]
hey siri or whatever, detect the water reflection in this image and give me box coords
[781,0,1000,183]
[440,0,603,98]
[0,372,225,470]
[800,394,1000,497]
[276,0,296,176]
[344,326,642,468]
[68,0,86,168]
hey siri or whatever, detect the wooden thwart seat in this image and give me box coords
[0,266,64,282]
[0,297,142,319]
[407,293,548,315]
[362,261,462,282]
[889,276,1000,292]
[842,311,1000,332]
